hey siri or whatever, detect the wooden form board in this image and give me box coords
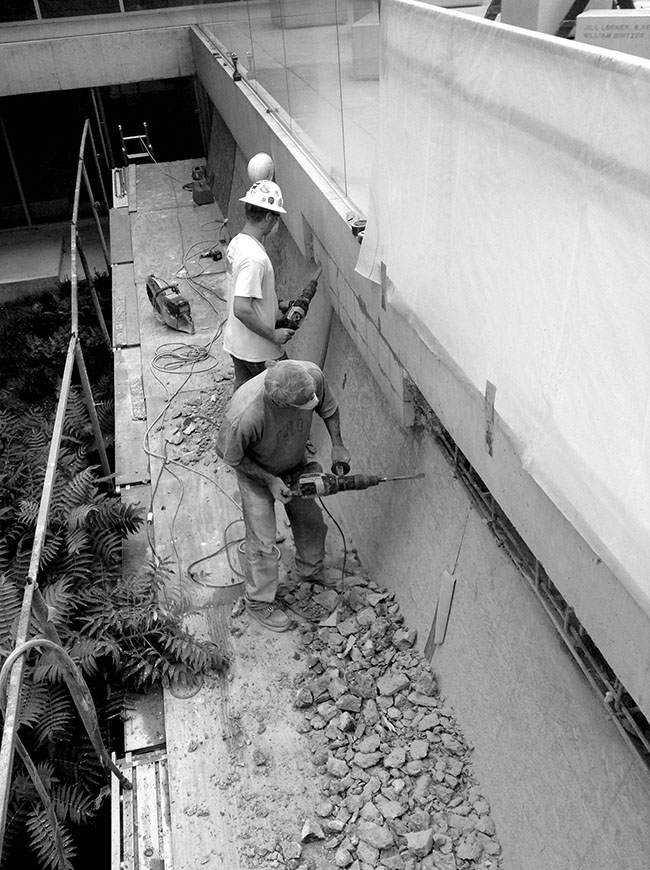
[112,262,140,348]
[114,345,150,487]
[109,207,133,266]
[120,483,152,583]
[113,749,173,870]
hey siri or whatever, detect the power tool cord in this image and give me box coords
[318,497,348,593]
[186,517,247,586]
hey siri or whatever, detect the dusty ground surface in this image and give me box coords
[153,380,504,870]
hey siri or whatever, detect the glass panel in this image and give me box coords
[246,0,346,195]
[338,0,379,212]
[38,0,120,16]
[0,0,37,23]
[201,6,261,102]
[280,0,347,194]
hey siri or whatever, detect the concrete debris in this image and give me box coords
[289,572,503,870]
[301,818,325,841]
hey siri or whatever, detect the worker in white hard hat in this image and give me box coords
[223,180,296,389]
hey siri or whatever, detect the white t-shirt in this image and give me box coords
[222,233,282,363]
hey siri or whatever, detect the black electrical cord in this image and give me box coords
[318,496,348,593]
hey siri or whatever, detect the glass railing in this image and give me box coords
[0,0,380,213]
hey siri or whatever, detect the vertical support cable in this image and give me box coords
[0,110,32,228]
[76,232,112,348]
[74,342,113,487]
[87,123,110,211]
[82,164,110,270]
[71,120,92,335]
[91,87,115,168]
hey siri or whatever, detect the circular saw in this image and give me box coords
[146,274,195,334]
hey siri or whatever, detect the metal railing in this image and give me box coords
[0,117,131,867]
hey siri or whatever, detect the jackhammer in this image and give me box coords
[287,470,425,499]
[276,265,322,331]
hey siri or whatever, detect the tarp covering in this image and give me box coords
[357,1,650,615]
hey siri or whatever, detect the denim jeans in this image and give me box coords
[231,352,288,391]
[236,470,327,602]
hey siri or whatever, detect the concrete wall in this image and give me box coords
[193,26,650,870]
[0,9,201,96]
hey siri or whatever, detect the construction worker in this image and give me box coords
[223,180,295,390]
[216,359,351,632]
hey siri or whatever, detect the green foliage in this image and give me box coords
[0,273,112,404]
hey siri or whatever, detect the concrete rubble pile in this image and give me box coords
[289,572,503,870]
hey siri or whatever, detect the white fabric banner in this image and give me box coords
[357,1,650,614]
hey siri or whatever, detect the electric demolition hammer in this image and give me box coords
[287,470,425,499]
[276,265,322,331]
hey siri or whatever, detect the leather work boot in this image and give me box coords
[296,569,339,590]
[245,599,293,632]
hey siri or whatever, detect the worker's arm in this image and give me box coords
[322,409,351,471]
[234,456,293,504]
[233,297,294,346]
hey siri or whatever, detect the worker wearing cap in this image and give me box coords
[223,180,296,389]
[216,359,351,632]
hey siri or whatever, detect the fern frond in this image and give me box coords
[17,499,39,526]
[89,530,122,567]
[56,468,99,516]
[41,578,75,629]
[26,804,76,870]
[51,782,96,825]
[0,573,23,645]
[53,738,107,794]
[30,685,75,748]
[19,681,52,730]
[66,505,97,531]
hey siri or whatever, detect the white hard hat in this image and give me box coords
[247,152,275,183]
[239,180,286,214]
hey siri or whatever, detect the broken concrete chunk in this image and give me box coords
[283,841,302,860]
[356,734,381,753]
[294,686,314,708]
[393,627,417,650]
[383,746,407,768]
[376,672,410,696]
[356,819,394,850]
[300,818,325,842]
[404,827,434,858]
[354,751,383,769]
[456,838,481,861]
[374,794,406,820]
[337,694,362,713]
[417,712,440,731]
[334,846,354,867]
[327,756,350,778]
[409,738,429,760]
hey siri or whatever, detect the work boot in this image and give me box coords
[295,568,339,590]
[245,598,293,632]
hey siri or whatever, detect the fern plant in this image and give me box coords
[0,306,227,868]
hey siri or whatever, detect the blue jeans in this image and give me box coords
[231,352,287,391]
[236,470,327,602]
